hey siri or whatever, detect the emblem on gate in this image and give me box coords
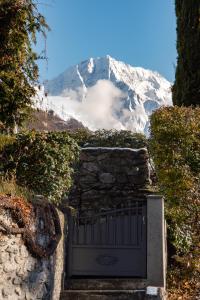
[96,254,118,266]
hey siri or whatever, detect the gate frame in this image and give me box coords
[67,202,147,278]
[64,194,166,290]
[146,195,166,288]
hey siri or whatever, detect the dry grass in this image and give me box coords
[0,180,33,201]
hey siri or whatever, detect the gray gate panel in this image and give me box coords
[72,246,146,277]
[68,201,147,278]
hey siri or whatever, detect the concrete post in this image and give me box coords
[146,195,166,288]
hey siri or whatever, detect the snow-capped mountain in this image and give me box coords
[36,55,172,134]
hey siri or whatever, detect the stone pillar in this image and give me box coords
[146,195,166,288]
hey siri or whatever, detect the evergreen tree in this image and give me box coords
[0,0,49,132]
[173,0,200,106]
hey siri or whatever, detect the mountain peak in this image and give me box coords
[42,56,172,134]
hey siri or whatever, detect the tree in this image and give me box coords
[0,0,49,133]
[173,1,200,106]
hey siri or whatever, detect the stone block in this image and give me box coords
[4,262,17,273]
[99,173,115,184]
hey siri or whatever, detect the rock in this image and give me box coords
[20,245,29,258]
[0,204,58,300]
[25,292,35,300]
[15,287,21,296]
[0,252,9,264]
[2,287,12,297]
[13,277,21,285]
[4,262,16,273]
[14,256,23,264]
[79,175,97,185]
[16,268,24,277]
[6,245,18,254]
[38,271,48,283]
[82,162,99,173]
[0,240,7,247]
[116,174,127,183]
[99,173,115,184]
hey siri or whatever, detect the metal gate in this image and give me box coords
[67,201,147,277]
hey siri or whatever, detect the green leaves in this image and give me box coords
[0,131,80,204]
[0,0,49,132]
[173,0,200,106]
[69,128,148,148]
[150,106,200,254]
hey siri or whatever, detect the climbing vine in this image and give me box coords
[0,195,61,258]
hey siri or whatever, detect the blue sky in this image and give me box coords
[36,0,177,82]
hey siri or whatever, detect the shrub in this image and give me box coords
[0,179,33,201]
[69,129,148,148]
[67,128,92,147]
[0,134,15,151]
[1,131,79,203]
[150,106,200,294]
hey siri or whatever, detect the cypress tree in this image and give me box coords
[173,0,200,106]
[0,0,49,133]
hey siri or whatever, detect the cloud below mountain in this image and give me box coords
[36,56,172,134]
[37,80,128,131]
[67,80,126,130]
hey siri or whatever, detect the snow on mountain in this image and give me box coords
[35,55,172,134]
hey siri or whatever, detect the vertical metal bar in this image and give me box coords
[114,211,117,245]
[141,205,144,242]
[98,216,101,244]
[91,217,94,244]
[76,219,79,245]
[84,220,87,244]
[90,222,92,244]
[129,207,132,245]
[136,201,139,246]
[106,214,109,244]
[121,211,124,245]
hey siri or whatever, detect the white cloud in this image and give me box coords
[36,80,127,131]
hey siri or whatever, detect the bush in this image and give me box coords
[150,106,200,296]
[0,129,146,203]
[1,131,79,203]
[0,134,15,151]
[69,129,148,148]
[0,180,33,201]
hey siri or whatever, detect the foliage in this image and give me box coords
[173,1,200,106]
[1,131,79,203]
[0,179,33,201]
[67,128,93,147]
[0,129,146,203]
[0,0,49,132]
[167,262,200,299]
[69,129,148,148]
[150,106,200,297]
[0,133,15,151]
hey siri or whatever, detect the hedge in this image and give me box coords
[0,131,79,203]
[69,129,148,148]
[150,106,200,272]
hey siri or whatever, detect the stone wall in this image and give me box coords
[69,147,151,211]
[0,203,64,300]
